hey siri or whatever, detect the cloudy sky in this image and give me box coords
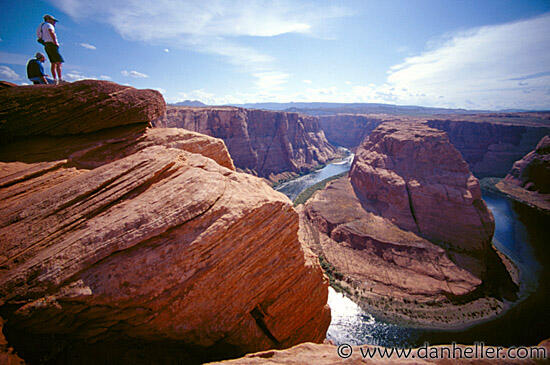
[1,0,549,109]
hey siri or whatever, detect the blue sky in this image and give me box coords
[1,0,549,110]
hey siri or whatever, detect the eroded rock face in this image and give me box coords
[496,135,550,212]
[350,122,494,252]
[318,113,550,177]
[0,81,330,362]
[0,80,165,142]
[154,107,339,181]
[301,178,481,302]
[301,122,516,326]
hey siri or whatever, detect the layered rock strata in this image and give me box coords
[496,135,550,212]
[154,107,339,182]
[318,113,550,177]
[0,81,330,362]
[301,122,516,326]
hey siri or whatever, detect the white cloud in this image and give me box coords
[51,0,351,92]
[163,48,170,53]
[65,70,90,81]
[99,75,112,80]
[253,71,289,90]
[80,42,97,50]
[385,13,550,109]
[0,66,20,80]
[303,79,312,84]
[121,70,149,78]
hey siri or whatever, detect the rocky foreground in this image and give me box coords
[496,135,550,212]
[301,122,517,327]
[0,81,330,363]
[154,106,340,182]
[210,340,550,364]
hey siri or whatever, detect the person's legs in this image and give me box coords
[29,77,45,84]
[55,63,62,81]
[50,62,57,82]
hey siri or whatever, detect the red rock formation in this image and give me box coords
[0,81,330,362]
[301,178,481,303]
[496,135,550,212]
[350,122,494,252]
[0,80,165,142]
[318,113,550,177]
[154,106,339,181]
[301,122,516,326]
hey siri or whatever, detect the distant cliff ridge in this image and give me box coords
[319,113,550,177]
[154,106,339,182]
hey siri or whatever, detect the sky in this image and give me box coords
[1,0,549,110]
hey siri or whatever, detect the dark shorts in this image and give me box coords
[44,42,64,63]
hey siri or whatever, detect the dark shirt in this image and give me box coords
[26,58,45,78]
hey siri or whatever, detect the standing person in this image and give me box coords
[37,14,64,84]
[26,52,54,84]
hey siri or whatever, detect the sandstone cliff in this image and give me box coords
[319,113,550,177]
[350,122,494,252]
[0,81,330,363]
[154,106,339,182]
[496,135,550,212]
[301,122,516,327]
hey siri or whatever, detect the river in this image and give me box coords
[276,160,549,348]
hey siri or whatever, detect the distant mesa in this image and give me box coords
[300,122,517,327]
[496,135,550,212]
[0,80,330,363]
[171,99,207,107]
[154,106,340,183]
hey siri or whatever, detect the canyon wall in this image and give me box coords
[319,113,550,177]
[301,122,516,327]
[154,107,339,182]
[0,81,330,363]
[496,135,550,212]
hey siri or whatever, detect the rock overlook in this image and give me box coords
[0,81,330,362]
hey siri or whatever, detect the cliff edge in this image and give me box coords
[0,81,330,363]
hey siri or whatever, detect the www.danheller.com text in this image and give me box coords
[336,342,548,360]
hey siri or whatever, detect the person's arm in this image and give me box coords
[48,28,59,46]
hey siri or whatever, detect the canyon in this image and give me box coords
[0,79,547,363]
[154,106,339,182]
[496,135,550,212]
[0,81,330,363]
[300,122,517,327]
[319,113,550,177]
